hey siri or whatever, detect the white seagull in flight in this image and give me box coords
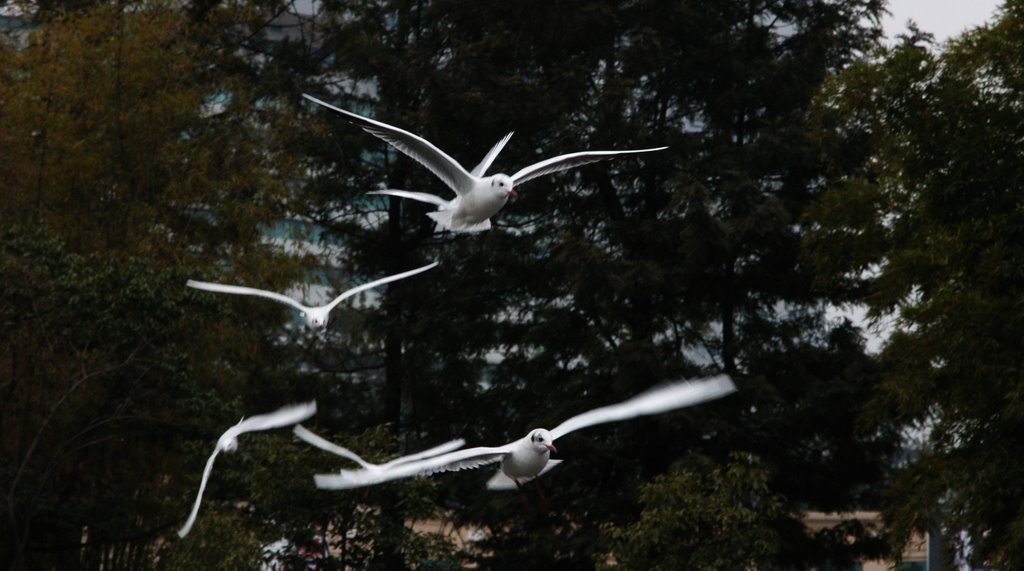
[313,374,735,491]
[294,425,466,472]
[302,94,668,232]
[178,401,318,538]
[186,261,438,330]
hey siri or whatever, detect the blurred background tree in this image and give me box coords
[0,2,317,567]
[0,1,455,568]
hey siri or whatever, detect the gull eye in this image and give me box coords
[499,182,504,187]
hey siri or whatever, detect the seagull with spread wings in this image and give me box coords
[178,401,318,538]
[313,375,735,492]
[187,262,438,330]
[303,94,667,232]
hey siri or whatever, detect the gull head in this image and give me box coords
[302,309,330,330]
[528,429,556,455]
[489,174,517,199]
[222,437,239,453]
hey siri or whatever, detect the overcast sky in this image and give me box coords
[882,0,1003,43]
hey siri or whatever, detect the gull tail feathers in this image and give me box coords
[486,460,563,491]
[427,210,491,233]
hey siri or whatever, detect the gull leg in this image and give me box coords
[514,479,530,513]
[533,478,548,515]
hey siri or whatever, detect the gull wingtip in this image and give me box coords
[315,469,371,490]
[413,260,440,271]
[312,473,331,488]
[313,473,347,489]
[710,373,737,395]
[287,400,318,416]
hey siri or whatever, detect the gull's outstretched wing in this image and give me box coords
[471,132,514,177]
[313,443,514,489]
[380,439,468,469]
[186,280,310,314]
[323,262,438,313]
[510,147,668,187]
[303,94,476,196]
[293,425,466,471]
[177,402,316,538]
[294,425,372,469]
[368,190,451,208]
[225,401,319,437]
[486,459,563,490]
[549,375,735,441]
[177,442,223,538]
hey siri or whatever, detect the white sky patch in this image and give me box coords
[882,0,1002,45]
[825,303,897,355]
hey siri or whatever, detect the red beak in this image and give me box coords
[546,444,557,453]
[509,188,518,198]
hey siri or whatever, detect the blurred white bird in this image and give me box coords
[313,374,735,492]
[178,401,318,538]
[303,94,668,232]
[293,425,466,472]
[186,262,438,330]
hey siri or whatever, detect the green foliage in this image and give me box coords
[0,225,231,567]
[158,512,262,570]
[808,1,1024,568]
[0,1,300,266]
[600,453,786,571]
[0,3,314,567]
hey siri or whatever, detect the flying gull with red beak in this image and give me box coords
[312,374,735,491]
[303,94,668,233]
[186,261,438,330]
